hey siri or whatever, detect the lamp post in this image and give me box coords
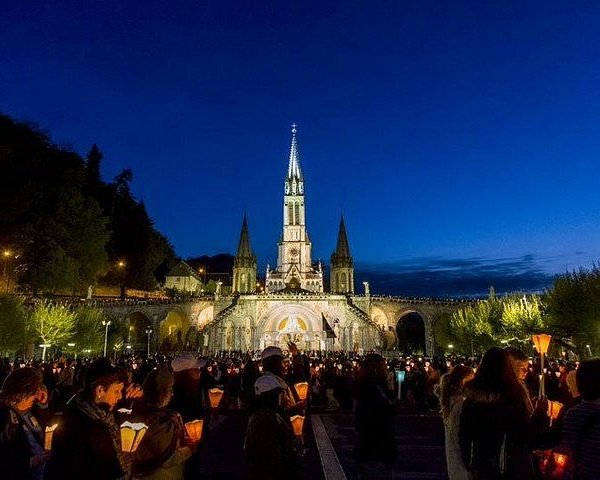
[102,320,112,357]
[3,250,11,292]
[145,328,153,358]
[118,260,126,300]
[532,334,552,398]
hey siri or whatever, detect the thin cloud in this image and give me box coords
[354,254,557,298]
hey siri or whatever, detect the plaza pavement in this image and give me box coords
[196,409,448,479]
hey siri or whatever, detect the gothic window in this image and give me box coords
[335,273,339,291]
[341,272,347,290]
[288,203,293,225]
[294,202,300,225]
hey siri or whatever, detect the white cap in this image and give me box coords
[261,346,283,360]
[254,375,285,395]
[171,354,207,372]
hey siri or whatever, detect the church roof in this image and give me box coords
[166,261,202,280]
[333,216,352,259]
[287,124,303,180]
[235,214,255,259]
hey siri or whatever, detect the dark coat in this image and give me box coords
[244,408,299,480]
[459,385,535,479]
[353,378,396,464]
[0,403,43,480]
[45,400,125,480]
[132,405,190,479]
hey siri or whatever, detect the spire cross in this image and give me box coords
[291,123,297,134]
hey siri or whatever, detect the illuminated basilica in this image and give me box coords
[201,125,383,352]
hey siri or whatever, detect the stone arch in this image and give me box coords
[395,310,427,354]
[257,303,322,351]
[126,312,153,347]
[370,305,389,329]
[159,310,190,350]
[193,306,214,329]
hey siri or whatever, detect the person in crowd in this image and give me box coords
[561,358,600,479]
[240,357,259,408]
[565,369,581,408]
[45,358,130,480]
[259,346,304,415]
[506,347,534,412]
[353,353,396,479]
[169,354,206,422]
[132,366,197,480]
[244,375,299,480]
[437,364,474,480]
[459,347,538,479]
[0,367,47,480]
[321,360,340,411]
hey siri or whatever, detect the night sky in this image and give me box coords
[2,1,600,296]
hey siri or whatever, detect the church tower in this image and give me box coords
[330,216,354,294]
[266,125,323,293]
[232,214,257,294]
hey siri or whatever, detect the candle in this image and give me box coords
[44,424,58,451]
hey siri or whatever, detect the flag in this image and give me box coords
[322,313,336,339]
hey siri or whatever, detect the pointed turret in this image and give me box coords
[236,214,253,258]
[287,123,303,180]
[330,215,354,294]
[284,124,304,197]
[334,216,351,259]
[233,214,257,294]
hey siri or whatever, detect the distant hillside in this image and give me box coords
[0,114,177,293]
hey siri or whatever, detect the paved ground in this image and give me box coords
[194,409,447,479]
[320,411,448,480]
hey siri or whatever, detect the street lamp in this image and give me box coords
[145,328,153,358]
[117,260,126,300]
[3,250,12,293]
[102,320,112,357]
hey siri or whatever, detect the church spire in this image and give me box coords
[330,215,354,294]
[233,214,257,294]
[236,213,253,259]
[287,123,303,180]
[334,216,351,259]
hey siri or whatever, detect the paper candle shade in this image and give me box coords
[547,401,563,421]
[290,415,305,436]
[184,419,204,442]
[208,387,224,408]
[44,424,58,451]
[294,382,309,400]
[395,370,406,383]
[532,334,552,355]
[120,422,148,453]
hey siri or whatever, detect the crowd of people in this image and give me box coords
[0,345,598,479]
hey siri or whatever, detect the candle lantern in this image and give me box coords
[44,424,58,451]
[290,415,305,436]
[395,369,406,400]
[294,382,309,401]
[547,400,563,426]
[532,334,552,397]
[120,421,148,453]
[208,387,224,409]
[184,419,204,442]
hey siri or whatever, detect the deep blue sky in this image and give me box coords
[2,1,600,296]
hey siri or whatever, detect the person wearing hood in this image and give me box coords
[244,375,299,480]
[132,366,198,480]
[459,347,538,479]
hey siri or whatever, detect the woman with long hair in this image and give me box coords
[437,364,474,479]
[459,347,536,479]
